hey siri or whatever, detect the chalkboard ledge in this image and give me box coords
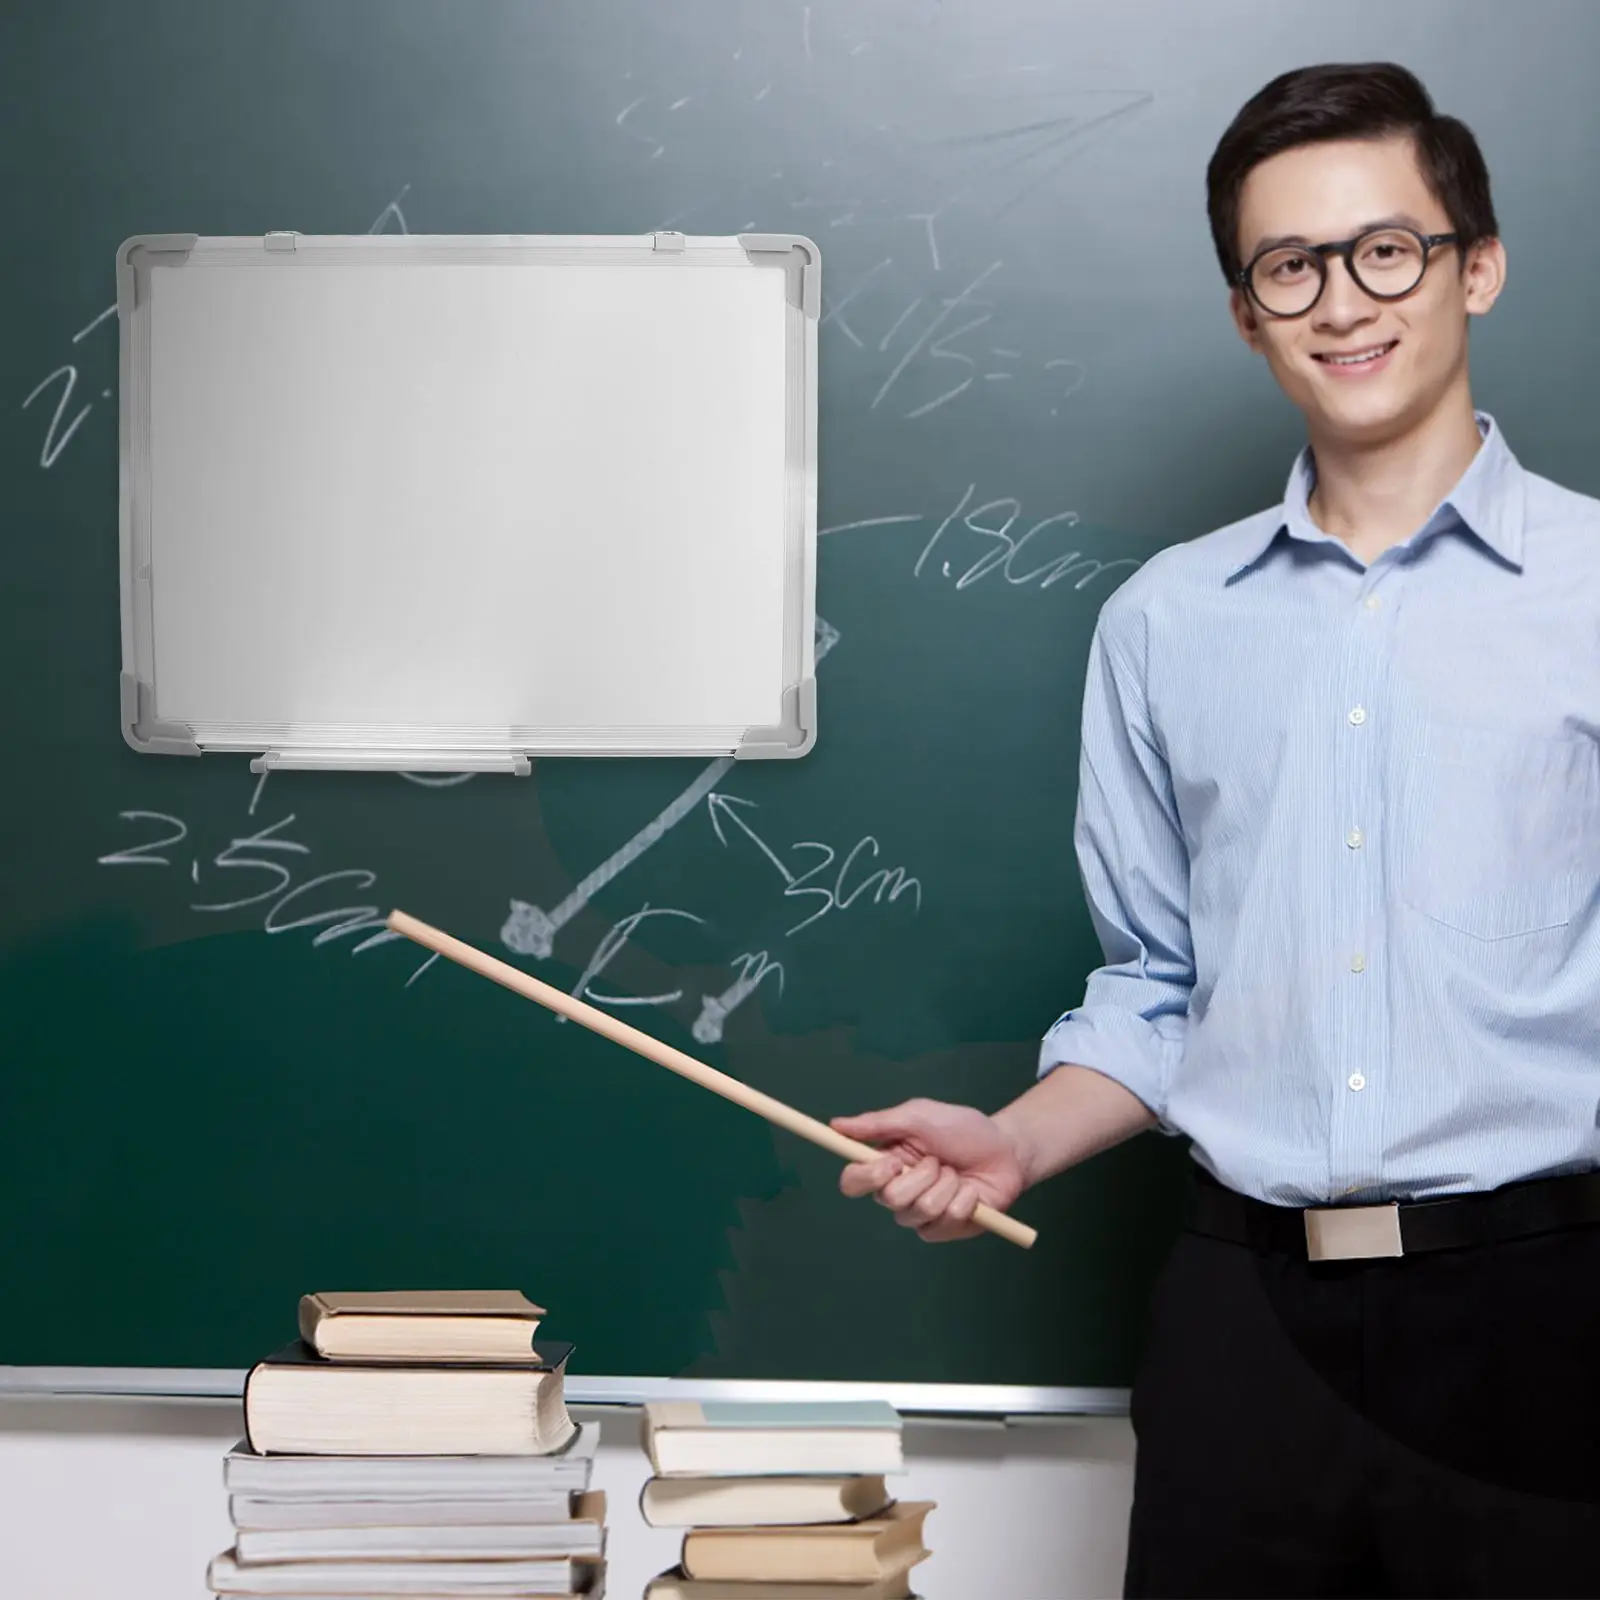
[0,1368,1128,1418]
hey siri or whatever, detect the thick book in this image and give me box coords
[642,1401,903,1477]
[233,1491,605,1563]
[299,1290,546,1363]
[640,1474,891,1528]
[681,1501,932,1584]
[230,1490,580,1530]
[207,1550,603,1596]
[244,1342,575,1456]
[643,1568,914,1600]
[223,1427,594,1497]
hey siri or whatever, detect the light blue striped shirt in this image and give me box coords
[1041,414,1600,1206]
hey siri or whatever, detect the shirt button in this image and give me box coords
[1346,827,1364,849]
[1363,595,1382,612]
[1348,705,1367,726]
[1350,952,1367,973]
[1348,1073,1367,1092]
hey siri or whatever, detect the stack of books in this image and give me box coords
[639,1401,932,1599]
[206,1291,605,1598]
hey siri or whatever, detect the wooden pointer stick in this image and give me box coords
[386,910,1037,1250]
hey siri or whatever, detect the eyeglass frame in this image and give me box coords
[1235,225,1460,319]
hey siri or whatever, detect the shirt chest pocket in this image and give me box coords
[1395,722,1600,939]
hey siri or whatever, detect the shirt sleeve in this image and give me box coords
[1039,603,1194,1126]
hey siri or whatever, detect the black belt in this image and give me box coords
[1187,1166,1600,1261]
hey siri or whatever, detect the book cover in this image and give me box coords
[253,1337,572,1373]
[643,1400,902,1477]
[300,1290,546,1362]
[234,1491,607,1563]
[244,1343,575,1456]
[223,1425,596,1496]
[208,1549,602,1596]
[649,1400,901,1430]
[681,1501,932,1583]
[639,1473,891,1528]
[302,1289,545,1319]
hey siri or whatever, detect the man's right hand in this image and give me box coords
[830,1098,1028,1242]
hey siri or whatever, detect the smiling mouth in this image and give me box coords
[1313,340,1398,369]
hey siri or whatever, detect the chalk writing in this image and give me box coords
[869,261,1002,418]
[637,31,1152,246]
[820,487,1140,597]
[819,254,1088,423]
[561,903,706,1017]
[97,796,433,985]
[367,183,412,236]
[915,483,1141,593]
[615,96,666,161]
[21,298,115,470]
[189,813,308,912]
[694,950,785,1044]
[706,794,921,937]
[96,811,188,868]
[22,364,95,469]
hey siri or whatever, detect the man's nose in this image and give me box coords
[1314,255,1379,328]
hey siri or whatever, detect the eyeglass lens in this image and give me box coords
[1249,229,1429,316]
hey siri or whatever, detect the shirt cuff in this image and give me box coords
[1038,1008,1181,1133]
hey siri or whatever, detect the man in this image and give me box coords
[832,62,1600,1598]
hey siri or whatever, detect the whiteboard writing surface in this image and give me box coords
[118,234,819,769]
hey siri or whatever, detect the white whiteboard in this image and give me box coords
[117,233,818,769]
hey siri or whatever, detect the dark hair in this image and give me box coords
[1206,62,1498,283]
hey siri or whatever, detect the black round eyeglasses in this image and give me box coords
[1238,226,1459,319]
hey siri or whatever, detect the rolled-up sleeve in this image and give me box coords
[1039,602,1194,1126]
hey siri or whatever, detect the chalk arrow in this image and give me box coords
[706,793,794,885]
[500,756,730,958]
[501,612,839,959]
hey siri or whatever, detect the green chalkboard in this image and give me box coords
[4,0,1599,1393]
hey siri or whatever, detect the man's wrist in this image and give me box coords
[990,1103,1040,1190]
[991,1061,1158,1191]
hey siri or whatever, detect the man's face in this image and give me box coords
[1229,135,1504,444]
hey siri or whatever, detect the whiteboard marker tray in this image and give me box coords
[116,231,819,770]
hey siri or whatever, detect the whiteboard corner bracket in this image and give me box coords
[736,676,816,760]
[738,233,821,319]
[120,673,200,758]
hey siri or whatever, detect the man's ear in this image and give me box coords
[1229,285,1265,353]
[1463,235,1506,317]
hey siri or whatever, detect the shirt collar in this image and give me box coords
[1227,411,1526,580]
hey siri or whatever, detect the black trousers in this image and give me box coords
[1124,1202,1600,1598]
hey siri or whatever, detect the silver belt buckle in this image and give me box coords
[1304,1202,1403,1261]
